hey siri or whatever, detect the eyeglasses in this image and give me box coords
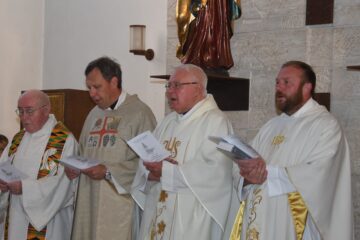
[15,105,47,116]
[165,82,198,90]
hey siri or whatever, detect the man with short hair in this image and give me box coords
[0,89,78,240]
[230,61,353,240]
[67,57,156,240]
[132,64,234,239]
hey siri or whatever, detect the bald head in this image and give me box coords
[173,64,208,97]
[166,64,208,113]
[19,90,50,107]
[17,90,51,133]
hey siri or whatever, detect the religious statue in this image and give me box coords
[176,0,241,75]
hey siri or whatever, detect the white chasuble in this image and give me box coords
[133,95,234,240]
[0,114,78,240]
[238,99,353,240]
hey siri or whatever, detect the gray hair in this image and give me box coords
[174,64,208,96]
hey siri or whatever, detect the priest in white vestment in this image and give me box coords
[229,61,353,240]
[132,64,234,240]
[0,90,78,240]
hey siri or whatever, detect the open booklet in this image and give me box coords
[59,155,100,171]
[209,134,259,160]
[126,130,170,162]
[0,160,28,183]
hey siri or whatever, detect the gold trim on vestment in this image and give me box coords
[288,191,308,240]
[229,201,245,240]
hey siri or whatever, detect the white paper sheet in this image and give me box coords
[0,160,28,183]
[59,155,100,170]
[127,131,170,162]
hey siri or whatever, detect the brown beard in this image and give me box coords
[276,84,304,115]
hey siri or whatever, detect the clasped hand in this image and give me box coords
[235,157,268,185]
[143,158,178,182]
[0,179,22,194]
[65,164,107,180]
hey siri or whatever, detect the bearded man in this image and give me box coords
[230,61,353,240]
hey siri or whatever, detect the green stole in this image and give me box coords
[5,122,69,240]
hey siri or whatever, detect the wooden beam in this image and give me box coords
[313,92,330,111]
[306,0,334,25]
[347,65,360,71]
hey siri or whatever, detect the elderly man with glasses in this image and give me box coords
[131,64,234,240]
[0,89,78,240]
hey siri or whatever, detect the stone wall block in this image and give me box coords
[249,70,277,109]
[248,108,277,129]
[332,67,360,100]
[334,1,360,26]
[232,30,306,71]
[225,111,249,135]
[306,28,333,67]
[312,66,332,93]
[346,130,360,175]
[333,28,360,67]
[166,38,180,72]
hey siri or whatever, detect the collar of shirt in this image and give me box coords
[282,98,317,119]
[107,90,127,111]
[293,98,317,118]
[178,94,208,120]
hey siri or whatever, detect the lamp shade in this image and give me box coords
[130,25,145,51]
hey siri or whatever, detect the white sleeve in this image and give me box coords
[132,159,149,192]
[130,159,150,211]
[161,161,187,192]
[266,165,296,197]
[232,162,251,201]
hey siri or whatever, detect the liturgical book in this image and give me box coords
[209,135,259,160]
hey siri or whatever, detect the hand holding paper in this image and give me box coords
[82,164,107,180]
[0,161,28,183]
[0,179,8,192]
[236,158,267,184]
[60,155,100,171]
[64,166,80,180]
[127,131,170,162]
[209,134,259,160]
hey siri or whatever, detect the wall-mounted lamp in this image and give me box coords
[129,25,154,61]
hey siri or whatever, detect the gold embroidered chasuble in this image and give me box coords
[135,95,234,240]
[230,99,353,240]
[72,94,156,240]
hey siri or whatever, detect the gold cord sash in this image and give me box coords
[229,201,246,240]
[288,191,308,240]
[229,192,307,240]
